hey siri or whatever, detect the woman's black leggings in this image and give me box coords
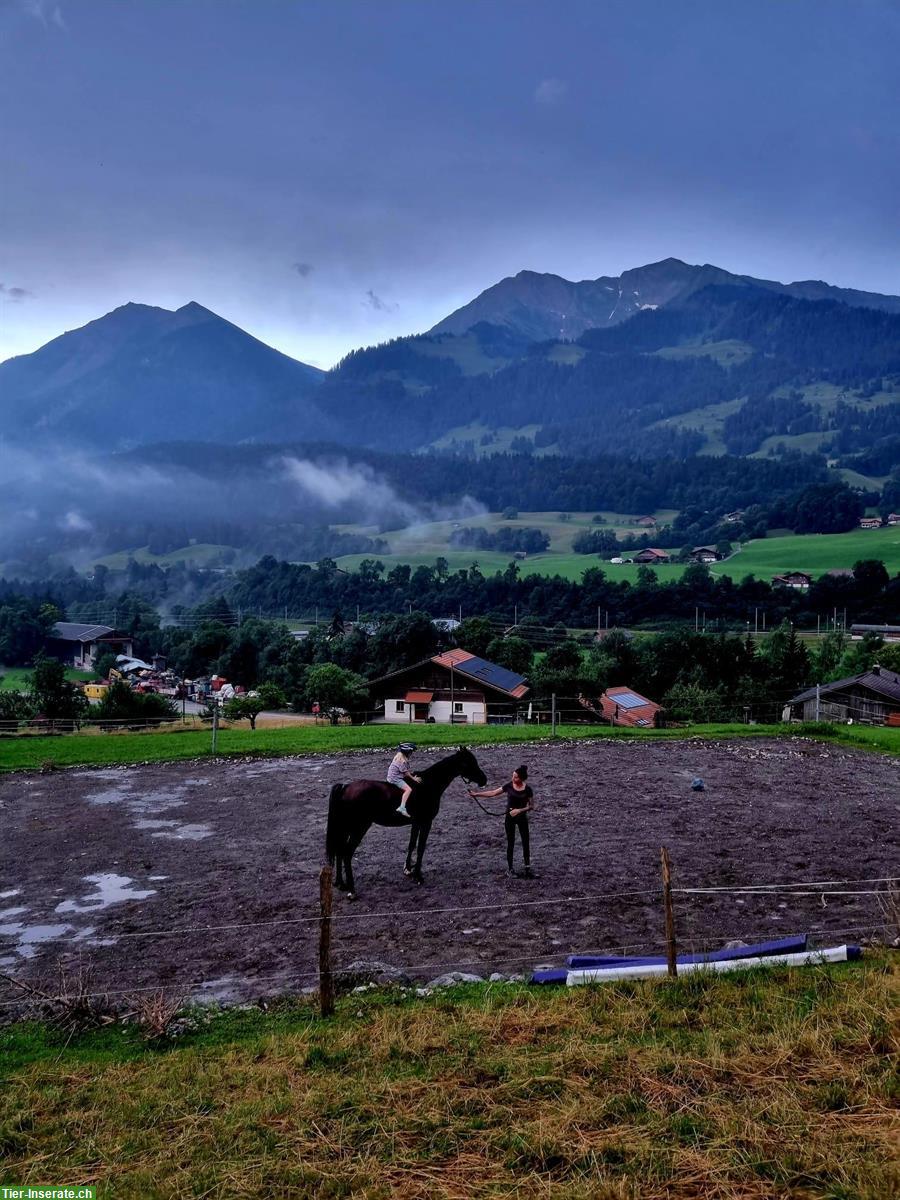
[505,813,530,870]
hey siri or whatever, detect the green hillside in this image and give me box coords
[333,514,900,584]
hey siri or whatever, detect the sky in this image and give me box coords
[1,0,898,369]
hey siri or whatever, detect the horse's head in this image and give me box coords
[456,745,487,787]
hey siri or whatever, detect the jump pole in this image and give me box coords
[660,846,677,978]
[319,865,335,1017]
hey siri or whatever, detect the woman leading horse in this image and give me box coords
[326,746,487,898]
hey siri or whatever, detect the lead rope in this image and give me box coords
[462,775,507,818]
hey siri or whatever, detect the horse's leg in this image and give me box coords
[412,820,432,884]
[343,823,369,899]
[404,823,419,876]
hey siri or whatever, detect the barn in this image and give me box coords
[784,665,900,725]
[369,649,529,725]
[45,622,134,671]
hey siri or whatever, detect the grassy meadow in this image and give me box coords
[1,960,897,1197]
[333,512,900,584]
[1,720,898,774]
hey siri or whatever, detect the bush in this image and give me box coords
[95,681,178,725]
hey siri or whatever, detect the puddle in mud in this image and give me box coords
[134,819,179,830]
[0,889,22,900]
[151,823,212,841]
[0,907,28,920]
[0,922,74,959]
[55,873,157,914]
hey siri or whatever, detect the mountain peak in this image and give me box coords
[429,258,900,341]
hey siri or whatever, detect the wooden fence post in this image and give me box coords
[660,846,677,978]
[319,865,334,1017]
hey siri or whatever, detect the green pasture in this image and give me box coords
[1,720,897,774]
[95,542,236,569]
[334,512,900,584]
[721,526,900,580]
[0,667,94,691]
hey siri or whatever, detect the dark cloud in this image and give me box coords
[363,289,397,313]
[0,283,33,301]
[291,261,314,277]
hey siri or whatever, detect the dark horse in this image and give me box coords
[326,746,487,898]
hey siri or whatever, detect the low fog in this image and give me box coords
[0,444,485,576]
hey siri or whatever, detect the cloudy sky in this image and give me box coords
[1,0,898,368]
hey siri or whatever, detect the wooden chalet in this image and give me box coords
[690,545,721,563]
[633,548,671,564]
[369,648,529,725]
[772,571,812,591]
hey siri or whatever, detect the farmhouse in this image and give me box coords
[370,648,529,725]
[633,548,671,564]
[598,686,661,728]
[690,545,721,563]
[859,516,882,529]
[887,513,900,526]
[723,509,745,523]
[772,571,812,591]
[785,665,900,725]
[636,516,657,528]
[46,622,134,671]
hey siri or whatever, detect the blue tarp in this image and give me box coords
[530,934,810,986]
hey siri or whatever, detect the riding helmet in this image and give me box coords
[398,742,417,753]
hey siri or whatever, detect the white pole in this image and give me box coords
[567,945,853,986]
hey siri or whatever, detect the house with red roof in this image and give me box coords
[369,648,529,725]
[599,686,662,728]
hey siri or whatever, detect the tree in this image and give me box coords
[95,681,177,725]
[485,636,533,676]
[305,664,370,724]
[28,654,89,723]
[256,681,288,710]
[223,694,266,729]
[455,616,496,659]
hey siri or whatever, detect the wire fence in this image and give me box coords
[1,872,895,1013]
[3,685,896,738]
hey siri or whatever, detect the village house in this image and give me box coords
[369,648,529,725]
[723,510,745,523]
[886,513,900,526]
[784,665,900,725]
[599,686,662,728]
[859,516,882,529]
[633,548,671,564]
[690,545,721,563]
[636,516,657,528]
[772,571,812,591]
[46,622,134,671]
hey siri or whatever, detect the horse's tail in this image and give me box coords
[326,782,345,865]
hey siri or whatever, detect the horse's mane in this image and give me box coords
[417,747,466,784]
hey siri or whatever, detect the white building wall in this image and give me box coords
[430,699,486,725]
[381,698,486,724]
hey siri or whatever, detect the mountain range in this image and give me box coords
[429,257,900,341]
[2,258,899,474]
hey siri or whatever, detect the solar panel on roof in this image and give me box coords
[456,655,526,693]
[612,692,646,710]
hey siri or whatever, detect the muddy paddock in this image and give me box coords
[1,738,897,1008]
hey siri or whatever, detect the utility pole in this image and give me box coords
[815,683,821,722]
